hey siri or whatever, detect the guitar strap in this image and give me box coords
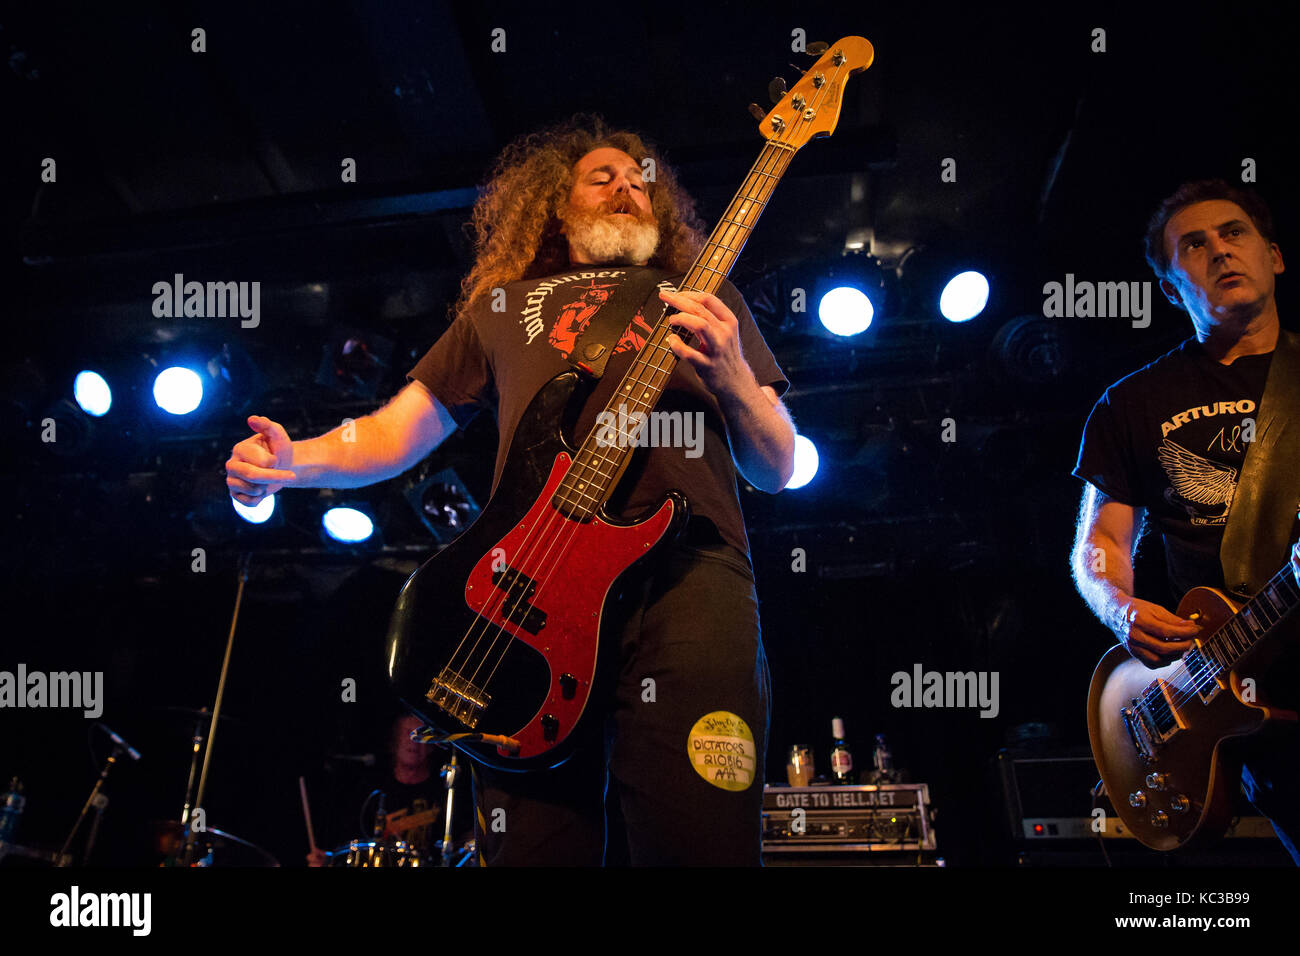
[1220,328,1300,597]
[565,268,677,380]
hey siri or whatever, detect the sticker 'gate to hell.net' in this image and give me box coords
[687,711,756,791]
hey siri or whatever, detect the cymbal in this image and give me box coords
[150,820,278,867]
[152,706,244,726]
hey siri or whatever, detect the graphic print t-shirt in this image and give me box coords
[1072,336,1291,598]
[407,267,789,557]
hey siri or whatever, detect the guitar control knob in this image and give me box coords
[1169,794,1190,813]
[1144,772,1167,790]
[540,714,559,742]
[1150,811,1169,829]
[559,674,577,700]
[1128,791,1146,808]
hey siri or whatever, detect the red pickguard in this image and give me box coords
[462,452,675,759]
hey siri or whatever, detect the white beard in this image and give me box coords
[562,210,660,266]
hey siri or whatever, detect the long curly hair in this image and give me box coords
[453,114,707,322]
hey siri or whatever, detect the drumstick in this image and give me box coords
[299,776,318,852]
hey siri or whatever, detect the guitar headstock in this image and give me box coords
[756,36,874,149]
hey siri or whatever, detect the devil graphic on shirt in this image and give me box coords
[548,279,656,359]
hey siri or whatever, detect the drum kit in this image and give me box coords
[2,557,475,869]
[2,704,475,869]
[301,752,476,869]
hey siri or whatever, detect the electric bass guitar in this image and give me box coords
[384,37,875,771]
[1087,561,1300,849]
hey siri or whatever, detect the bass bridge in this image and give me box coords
[426,667,491,730]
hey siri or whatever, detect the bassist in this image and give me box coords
[226,115,795,865]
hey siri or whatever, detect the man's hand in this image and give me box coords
[226,415,298,505]
[1117,596,1201,668]
[659,289,755,399]
[306,848,329,868]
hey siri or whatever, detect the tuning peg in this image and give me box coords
[805,41,829,56]
[768,76,787,104]
[747,102,766,122]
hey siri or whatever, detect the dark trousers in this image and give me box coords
[470,539,771,865]
[1239,642,1300,864]
[1241,731,1300,864]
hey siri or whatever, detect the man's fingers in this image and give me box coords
[227,475,260,495]
[660,288,733,324]
[1148,617,1202,638]
[235,437,277,469]
[1138,603,1202,638]
[1130,630,1193,659]
[1149,605,1202,629]
[666,332,706,365]
[248,415,292,451]
[1127,636,1185,669]
[225,458,297,485]
[668,314,712,353]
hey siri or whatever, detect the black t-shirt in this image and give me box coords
[407,266,789,557]
[330,770,472,860]
[1072,336,1298,598]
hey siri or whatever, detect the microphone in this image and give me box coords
[96,722,142,761]
[325,752,377,767]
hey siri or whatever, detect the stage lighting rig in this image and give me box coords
[402,464,481,544]
[315,328,395,400]
[896,245,995,324]
[776,251,890,339]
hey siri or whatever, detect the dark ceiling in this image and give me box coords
[3,1,1297,570]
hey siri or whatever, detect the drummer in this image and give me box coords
[307,713,469,866]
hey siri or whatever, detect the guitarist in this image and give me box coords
[226,115,795,865]
[1071,178,1300,863]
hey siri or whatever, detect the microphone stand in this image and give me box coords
[179,712,208,830]
[440,752,459,867]
[181,552,251,866]
[58,743,126,866]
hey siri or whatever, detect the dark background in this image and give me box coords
[2,1,1296,867]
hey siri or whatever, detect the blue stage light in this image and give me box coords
[232,494,276,524]
[938,270,989,322]
[153,367,204,415]
[786,434,820,490]
[818,287,874,337]
[322,506,374,543]
[73,371,112,417]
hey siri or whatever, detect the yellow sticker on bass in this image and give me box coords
[687,711,756,791]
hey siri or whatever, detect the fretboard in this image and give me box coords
[553,141,798,519]
[1202,563,1300,674]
